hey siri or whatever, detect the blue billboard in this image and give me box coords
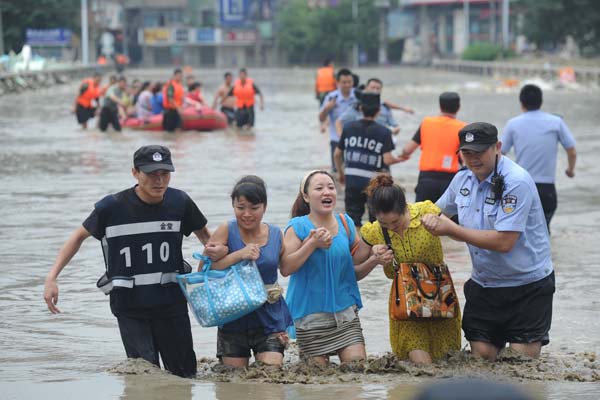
[26,28,72,46]
[220,0,248,26]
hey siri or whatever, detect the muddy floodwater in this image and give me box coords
[0,67,599,399]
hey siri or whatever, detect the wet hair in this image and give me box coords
[366,78,383,87]
[140,81,151,92]
[362,104,380,118]
[224,72,232,78]
[323,58,332,66]
[439,92,460,114]
[519,84,543,110]
[173,68,182,75]
[239,68,248,74]
[336,68,353,81]
[291,170,334,217]
[231,175,267,206]
[151,81,163,94]
[188,82,202,92]
[365,175,407,216]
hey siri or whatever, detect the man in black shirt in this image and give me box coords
[334,93,405,226]
[43,145,226,377]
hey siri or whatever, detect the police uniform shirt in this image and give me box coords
[320,88,357,142]
[338,119,395,189]
[502,110,576,184]
[83,186,207,318]
[436,156,553,288]
[338,103,398,130]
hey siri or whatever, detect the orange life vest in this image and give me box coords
[315,66,336,93]
[162,79,184,109]
[418,115,467,173]
[233,78,255,108]
[76,78,100,108]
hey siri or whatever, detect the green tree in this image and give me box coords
[2,0,80,53]
[277,0,379,64]
[517,0,600,56]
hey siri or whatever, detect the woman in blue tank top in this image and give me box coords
[207,175,292,368]
[281,170,389,365]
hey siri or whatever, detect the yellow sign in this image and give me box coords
[143,29,170,44]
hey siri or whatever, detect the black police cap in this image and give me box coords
[458,122,498,152]
[133,145,175,173]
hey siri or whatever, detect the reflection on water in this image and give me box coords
[0,67,599,399]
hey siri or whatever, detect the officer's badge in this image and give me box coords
[484,196,496,205]
[460,188,470,196]
[465,132,475,142]
[501,194,517,213]
[152,152,163,162]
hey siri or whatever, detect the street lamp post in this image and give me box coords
[352,0,358,68]
[81,0,89,64]
[502,0,510,49]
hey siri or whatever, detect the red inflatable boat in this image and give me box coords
[122,106,228,131]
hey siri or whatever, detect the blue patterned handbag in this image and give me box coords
[177,253,267,327]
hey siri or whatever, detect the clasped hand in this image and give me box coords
[308,227,333,249]
[371,244,394,265]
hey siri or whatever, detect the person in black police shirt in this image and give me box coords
[334,92,406,227]
[43,145,227,377]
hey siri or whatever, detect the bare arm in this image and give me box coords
[421,213,520,253]
[400,140,420,160]
[280,228,333,277]
[565,147,577,177]
[335,118,344,138]
[194,225,228,261]
[43,226,92,313]
[334,147,345,184]
[383,151,406,166]
[353,242,394,281]
[383,100,414,114]
[319,98,336,122]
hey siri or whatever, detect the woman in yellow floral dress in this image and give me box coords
[359,175,461,364]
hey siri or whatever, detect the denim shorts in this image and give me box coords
[217,328,285,358]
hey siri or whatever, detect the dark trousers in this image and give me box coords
[415,171,456,203]
[116,313,197,378]
[235,106,255,127]
[221,106,236,124]
[345,185,374,227]
[99,107,121,132]
[535,183,557,231]
[162,108,182,132]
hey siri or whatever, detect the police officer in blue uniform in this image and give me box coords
[43,145,226,377]
[421,122,555,362]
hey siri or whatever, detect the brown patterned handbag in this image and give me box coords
[382,228,458,320]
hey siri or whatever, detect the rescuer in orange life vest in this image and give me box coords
[228,68,264,129]
[398,92,467,202]
[315,59,337,106]
[74,71,102,129]
[162,68,185,132]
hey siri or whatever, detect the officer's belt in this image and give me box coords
[97,271,179,295]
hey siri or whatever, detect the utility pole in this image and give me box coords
[81,0,89,64]
[376,0,390,65]
[463,0,470,50]
[0,6,5,55]
[502,0,510,49]
[352,0,358,68]
[489,0,496,44]
[121,0,128,57]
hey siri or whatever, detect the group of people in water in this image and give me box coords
[47,61,577,379]
[73,68,264,133]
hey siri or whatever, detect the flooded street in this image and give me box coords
[0,67,599,399]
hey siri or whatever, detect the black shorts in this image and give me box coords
[235,106,255,127]
[535,183,557,228]
[220,106,235,123]
[415,171,456,203]
[99,106,121,132]
[217,328,285,359]
[76,104,96,124]
[462,272,555,348]
[162,108,182,132]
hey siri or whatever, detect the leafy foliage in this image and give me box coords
[2,0,80,53]
[517,0,600,56]
[462,42,515,61]
[277,0,379,64]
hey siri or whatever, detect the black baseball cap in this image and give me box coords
[133,145,175,173]
[458,122,498,152]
